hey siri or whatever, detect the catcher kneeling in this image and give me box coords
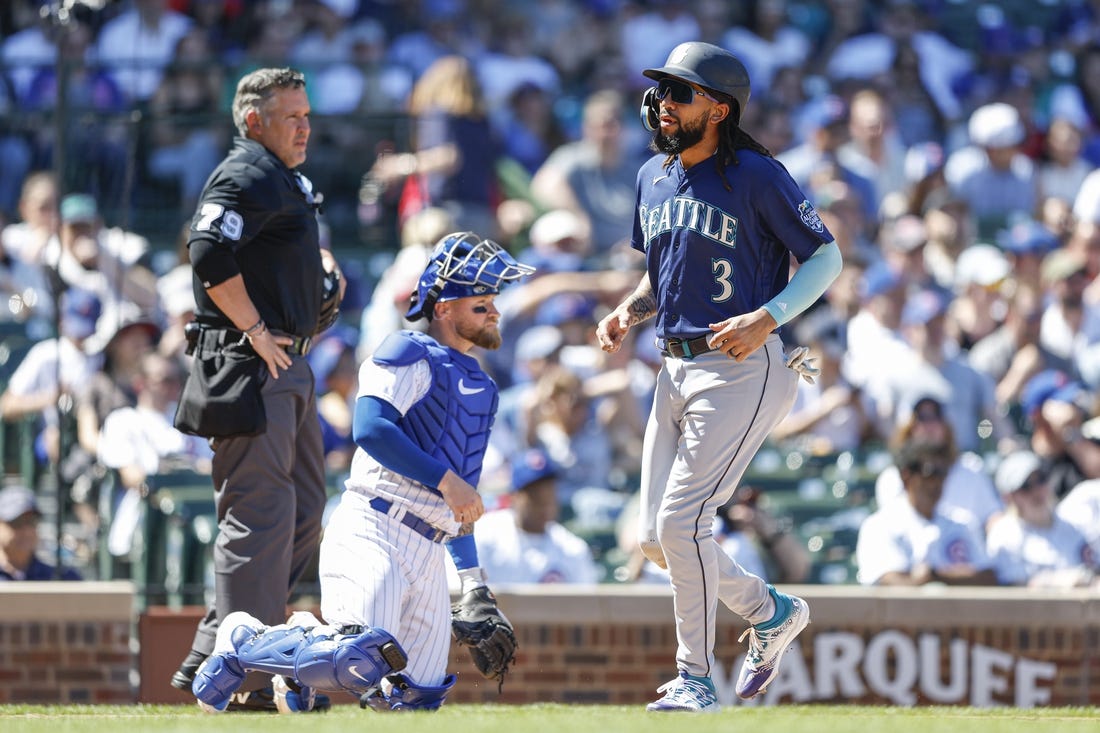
[193,232,527,712]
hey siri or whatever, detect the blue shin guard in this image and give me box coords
[236,624,407,696]
[361,673,457,712]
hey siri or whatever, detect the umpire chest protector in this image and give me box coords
[373,331,498,485]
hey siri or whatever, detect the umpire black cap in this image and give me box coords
[644,42,751,123]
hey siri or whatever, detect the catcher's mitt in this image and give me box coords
[451,586,517,691]
[316,268,342,334]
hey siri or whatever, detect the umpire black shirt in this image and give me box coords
[188,137,323,338]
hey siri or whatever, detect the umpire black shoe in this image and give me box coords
[224,685,332,713]
[170,649,209,691]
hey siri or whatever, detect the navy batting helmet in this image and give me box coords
[406,232,535,322]
[640,42,751,128]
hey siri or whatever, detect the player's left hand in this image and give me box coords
[708,309,777,362]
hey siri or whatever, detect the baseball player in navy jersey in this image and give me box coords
[596,42,843,712]
[191,232,531,713]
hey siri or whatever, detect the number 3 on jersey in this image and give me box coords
[195,203,245,241]
[711,258,734,302]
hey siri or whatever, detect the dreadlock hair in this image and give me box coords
[713,92,773,192]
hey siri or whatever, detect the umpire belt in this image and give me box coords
[662,334,716,359]
[368,497,448,543]
[199,327,311,356]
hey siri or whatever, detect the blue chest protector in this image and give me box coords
[373,330,498,486]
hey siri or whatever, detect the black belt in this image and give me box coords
[662,335,716,359]
[368,497,448,543]
[198,327,311,356]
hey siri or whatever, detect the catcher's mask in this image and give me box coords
[406,232,535,322]
[639,41,751,131]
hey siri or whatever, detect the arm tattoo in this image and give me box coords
[456,522,475,536]
[625,277,656,326]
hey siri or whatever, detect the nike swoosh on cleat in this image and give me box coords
[458,379,485,395]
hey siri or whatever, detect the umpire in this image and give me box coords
[169,67,345,710]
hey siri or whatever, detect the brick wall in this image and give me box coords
[0,582,133,704]
[3,584,1097,707]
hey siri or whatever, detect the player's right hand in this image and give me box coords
[596,310,631,353]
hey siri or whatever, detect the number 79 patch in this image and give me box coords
[195,202,244,240]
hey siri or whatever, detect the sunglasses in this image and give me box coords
[655,78,718,105]
[907,461,949,479]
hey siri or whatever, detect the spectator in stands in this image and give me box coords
[856,436,996,586]
[97,352,212,560]
[529,89,642,265]
[0,486,81,581]
[718,485,812,585]
[879,38,949,147]
[837,87,908,211]
[44,194,159,319]
[497,81,566,177]
[777,95,876,221]
[946,243,1011,352]
[307,326,359,473]
[1038,116,1092,206]
[772,312,869,455]
[356,206,452,358]
[473,447,599,585]
[21,13,130,215]
[719,0,810,98]
[874,394,1003,536]
[384,0,474,81]
[0,287,102,465]
[618,0,699,93]
[824,0,971,126]
[1,171,58,269]
[1019,369,1100,500]
[996,217,1060,301]
[987,451,1098,588]
[365,55,504,239]
[0,75,33,222]
[70,308,161,531]
[521,365,614,521]
[843,260,911,439]
[884,288,1007,454]
[95,0,193,104]
[476,12,561,118]
[944,102,1038,240]
[0,173,55,335]
[1057,477,1100,560]
[145,29,227,216]
[969,284,1057,408]
[1038,247,1099,379]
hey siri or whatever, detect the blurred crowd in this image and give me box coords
[2,0,1100,589]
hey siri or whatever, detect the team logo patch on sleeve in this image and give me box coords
[798,200,825,233]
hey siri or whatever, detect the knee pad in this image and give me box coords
[292,626,407,694]
[638,539,667,569]
[360,673,457,712]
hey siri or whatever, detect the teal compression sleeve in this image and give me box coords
[762,240,843,326]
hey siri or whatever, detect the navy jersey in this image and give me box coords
[631,149,833,342]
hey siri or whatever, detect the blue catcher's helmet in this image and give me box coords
[406,232,535,322]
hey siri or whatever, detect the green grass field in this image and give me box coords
[0,704,1097,733]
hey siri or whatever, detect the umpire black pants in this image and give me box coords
[185,356,327,688]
